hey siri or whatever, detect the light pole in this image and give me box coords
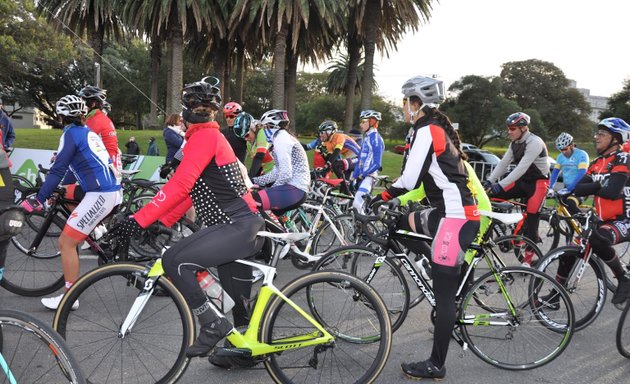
[94,62,101,87]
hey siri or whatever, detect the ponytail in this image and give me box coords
[421,105,467,161]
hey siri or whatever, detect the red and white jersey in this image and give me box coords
[392,118,478,220]
[86,109,121,171]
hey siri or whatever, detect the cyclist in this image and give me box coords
[0,129,23,285]
[243,116,274,177]
[251,110,310,214]
[484,112,549,266]
[558,117,630,305]
[548,132,589,209]
[111,77,265,358]
[351,110,384,214]
[78,86,122,173]
[21,95,122,310]
[372,75,480,380]
[303,120,360,194]
[221,101,247,162]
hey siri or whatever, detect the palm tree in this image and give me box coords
[118,0,220,114]
[36,0,122,85]
[358,0,434,111]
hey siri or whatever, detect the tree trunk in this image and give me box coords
[286,50,297,133]
[234,40,245,103]
[213,40,228,98]
[87,23,104,87]
[360,0,381,111]
[165,16,184,115]
[272,24,289,109]
[343,6,361,132]
[148,36,162,130]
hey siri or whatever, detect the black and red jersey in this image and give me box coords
[134,121,257,228]
[585,150,630,221]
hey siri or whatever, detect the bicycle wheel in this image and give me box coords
[311,213,356,255]
[478,235,543,273]
[616,300,630,358]
[537,246,607,331]
[53,263,195,384]
[1,211,65,296]
[604,242,630,293]
[12,174,34,203]
[260,271,392,384]
[0,309,85,383]
[313,245,410,333]
[459,267,574,370]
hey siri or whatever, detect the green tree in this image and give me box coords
[500,59,591,138]
[441,75,522,147]
[0,0,83,120]
[600,79,630,122]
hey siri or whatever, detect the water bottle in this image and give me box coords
[196,270,235,313]
[415,255,432,281]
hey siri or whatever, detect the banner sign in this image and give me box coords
[9,148,166,184]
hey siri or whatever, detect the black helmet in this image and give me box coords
[181,76,222,123]
[78,85,107,104]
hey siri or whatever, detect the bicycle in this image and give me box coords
[52,231,392,384]
[314,207,575,370]
[537,207,626,331]
[1,186,164,296]
[0,309,86,383]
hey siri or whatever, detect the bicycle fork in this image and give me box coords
[118,272,160,338]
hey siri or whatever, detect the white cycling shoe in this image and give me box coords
[41,294,79,310]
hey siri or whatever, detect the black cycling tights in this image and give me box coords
[430,264,461,369]
[161,214,265,326]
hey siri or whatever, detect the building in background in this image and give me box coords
[569,80,609,123]
[2,104,52,129]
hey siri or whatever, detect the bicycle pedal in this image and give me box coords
[215,347,252,357]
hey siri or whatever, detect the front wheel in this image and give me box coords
[459,267,574,370]
[537,246,607,331]
[53,263,195,384]
[260,271,392,384]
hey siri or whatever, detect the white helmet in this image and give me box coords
[555,132,573,151]
[360,110,382,121]
[401,76,445,105]
[56,95,87,117]
[259,109,289,129]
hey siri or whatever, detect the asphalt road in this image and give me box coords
[2,251,630,384]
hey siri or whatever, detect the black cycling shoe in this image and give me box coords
[401,360,445,380]
[208,353,234,369]
[536,289,560,311]
[612,274,630,305]
[186,318,232,358]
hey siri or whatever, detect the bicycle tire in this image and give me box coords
[1,211,66,296]
[311,213,356,255]
[260,270,392,384]
[312,245,410,333]
[480,235,543,271]
[537,246,607,331]
[604,242,630,293]
[616,300,630,358]
[53,263,195,384]
[0,309,86,383]
[459,267,574,370]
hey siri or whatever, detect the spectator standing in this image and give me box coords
[163,113,185,162]
[0,98,16,150]
[147,137,159,156]
[125,137,140,155]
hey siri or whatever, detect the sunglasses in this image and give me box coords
[594,130,611,138]
[225,115,236,119]
[507,126,520,132]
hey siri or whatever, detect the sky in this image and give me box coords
[336,0,630,102]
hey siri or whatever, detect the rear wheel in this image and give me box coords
[261,271,392,384]
[616,300,630,358]
[1,211,65,296]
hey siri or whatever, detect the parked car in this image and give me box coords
[464,149,500,181]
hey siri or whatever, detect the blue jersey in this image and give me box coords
[37,124,121,202]
[550,147,589,190]
[352,128,384,179]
